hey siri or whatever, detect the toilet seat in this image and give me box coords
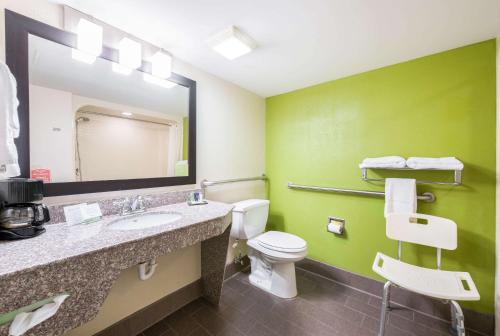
[247,237,307,262]
[248,231,308,263]
[256,231,307,253]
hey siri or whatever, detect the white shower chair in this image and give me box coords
[372,213,479,336]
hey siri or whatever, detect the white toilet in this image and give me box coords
[231,199,307,298]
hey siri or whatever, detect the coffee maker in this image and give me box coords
[0,178,50,240]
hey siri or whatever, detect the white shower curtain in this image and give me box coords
[166,122,183,176]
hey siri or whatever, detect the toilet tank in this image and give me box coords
[231,199,270,239]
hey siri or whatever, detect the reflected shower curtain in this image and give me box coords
[167,122,183,176]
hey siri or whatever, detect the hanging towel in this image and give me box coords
[384,178,417,217]
[0,61,20,179]
[406,157,463,170]
[359,156,406,169]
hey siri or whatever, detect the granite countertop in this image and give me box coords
[0,200,234,336]
[0,201,233,277]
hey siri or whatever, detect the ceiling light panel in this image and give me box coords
[207,26,256,60]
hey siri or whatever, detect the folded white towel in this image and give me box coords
[0,61,20,178]
[359,156,406,169]
[406,157,463,170]
[384,178,417,217]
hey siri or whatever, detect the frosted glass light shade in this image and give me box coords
[76,18,103,56]
[151,52,172,79]
[118,37,142,70]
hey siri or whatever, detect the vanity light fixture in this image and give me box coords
[113,37,142,75]
[207,26,256,60]
[72,18,103,64]
[143,73,177,89]
[151,51,172,79]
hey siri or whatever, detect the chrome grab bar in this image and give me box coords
[201,174,267,190]
[287,182,436,203]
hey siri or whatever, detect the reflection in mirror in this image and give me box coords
[28,35,189,183]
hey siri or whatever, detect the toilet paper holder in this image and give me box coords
[327,217,345,235]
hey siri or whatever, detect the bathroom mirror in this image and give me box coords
[5,10,196,196]
[29,35,190,182]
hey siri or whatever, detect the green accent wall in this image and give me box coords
[183,117,189,161]
[266,40,496,313]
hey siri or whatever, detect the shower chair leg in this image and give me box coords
[450,300,465,336]
[378,281,392,336]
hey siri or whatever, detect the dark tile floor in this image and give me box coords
[140,268,483,336]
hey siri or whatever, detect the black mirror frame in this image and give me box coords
[5,10,196,196]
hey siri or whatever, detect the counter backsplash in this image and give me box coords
[46,188,201,225]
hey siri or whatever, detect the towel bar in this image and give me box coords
[287,182,436,203]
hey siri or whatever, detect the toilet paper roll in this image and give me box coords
[327,222,344,235]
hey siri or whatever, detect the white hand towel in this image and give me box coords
[359,156,406,169]
[406,157,463,170]
[384,178,417,217]
[9,294,69,336]
[0,61,20,178]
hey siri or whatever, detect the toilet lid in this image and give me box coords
[257,231,307,253]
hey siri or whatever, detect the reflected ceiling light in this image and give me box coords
[113,37,142,75]
[143,73,177,89]
[72,18,103,64]
[112,63,132,75]
[151,51,172,79]
[207,26,256,60]
[71,49,97,64]
[121,111,133,117]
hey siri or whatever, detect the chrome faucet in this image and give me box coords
[114,196,148,216]
[130,195,146,213]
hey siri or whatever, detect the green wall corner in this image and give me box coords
[265,40,496,313]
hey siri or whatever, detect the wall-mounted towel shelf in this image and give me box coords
[361,168,462,186]
[288,182,436,203]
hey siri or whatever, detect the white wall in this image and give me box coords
[0,0,265,334]
[496,36,499,336]
[30,84,75,182]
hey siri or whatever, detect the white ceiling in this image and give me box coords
[53,0,500,97]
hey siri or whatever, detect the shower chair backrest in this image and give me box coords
[386,213,457,251]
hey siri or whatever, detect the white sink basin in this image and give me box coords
[107,211,182,231]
